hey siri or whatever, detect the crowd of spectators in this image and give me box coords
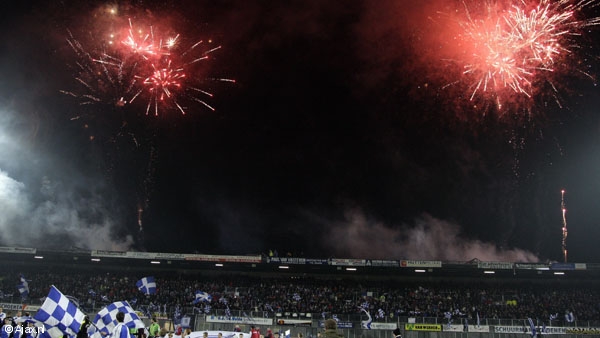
[0,267,598,324]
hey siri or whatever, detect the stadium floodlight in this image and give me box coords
[553,272,565,275]
[150,261,160,264]
[346,267,357,271]
[34,256,44,259]
[215,263,223,267]
[483,270,495,274]
[279,265,289,269]
[91,258,101,262]
[414,269,426,273]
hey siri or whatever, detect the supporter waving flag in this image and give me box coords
[136,277,157,295]
[92,301,145,338]
[17,275,29,300]
[34,285,85,338]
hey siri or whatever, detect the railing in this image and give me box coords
[3,296,598,329]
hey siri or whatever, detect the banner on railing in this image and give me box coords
[205,315,272,325]
[91,251,187,260]
[365,323,397,330]
[444,324,489,333]
[275,319,311,326]
[0,303,25,311]
[186,254,262,263]
[267,257,307,264]
[566,328,600,334]
[330,259,366,266]
[550,263,587,270]
[400,260,442,268]
[366,260,399,267]
[494,326,569,334]
[404,324,442,332]
[514,263,549,270]
[477,262,513,269]
[0,247,36,254]
[318,321,354,329]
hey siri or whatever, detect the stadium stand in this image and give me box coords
[0,247,599,337]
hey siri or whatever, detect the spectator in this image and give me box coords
[111,312,129,338]
[321,319,343,338]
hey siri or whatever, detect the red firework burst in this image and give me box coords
[63,11,234,116]
[431,0,599,112]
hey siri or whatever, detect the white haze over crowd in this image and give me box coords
[0,110,133,251]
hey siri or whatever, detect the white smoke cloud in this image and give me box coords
[0,171,29,226]
[0,110,133,251]
[323,209,539,262]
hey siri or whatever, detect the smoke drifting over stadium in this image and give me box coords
[0,0,599,262]
[323,211,539,262]
[0,111,133,251]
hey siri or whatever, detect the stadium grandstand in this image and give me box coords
[1,246,599,338]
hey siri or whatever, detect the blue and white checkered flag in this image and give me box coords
[33,285,85,338]
[136,277,157,295]
[92,301,145,338]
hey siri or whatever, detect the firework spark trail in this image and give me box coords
[561,189,568,262]
[444,0,600,110]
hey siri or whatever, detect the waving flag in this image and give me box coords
[173,306,181,325]
[359,309,372,329]
[527,318,536,338]
[194,291,212,304]
[565,311,575,323]
[92,301,145,338]
[34,285,85,338]
[17,275,29,299]
[136,277,157,295]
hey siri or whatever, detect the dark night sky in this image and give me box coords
[0,0,600,262]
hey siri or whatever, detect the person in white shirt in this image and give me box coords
[111,312,130,338]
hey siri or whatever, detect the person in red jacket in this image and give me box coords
[250,326,260,338]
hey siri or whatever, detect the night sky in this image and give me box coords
[1,0,600,262]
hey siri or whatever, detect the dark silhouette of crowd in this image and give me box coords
[1,267,598,324]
